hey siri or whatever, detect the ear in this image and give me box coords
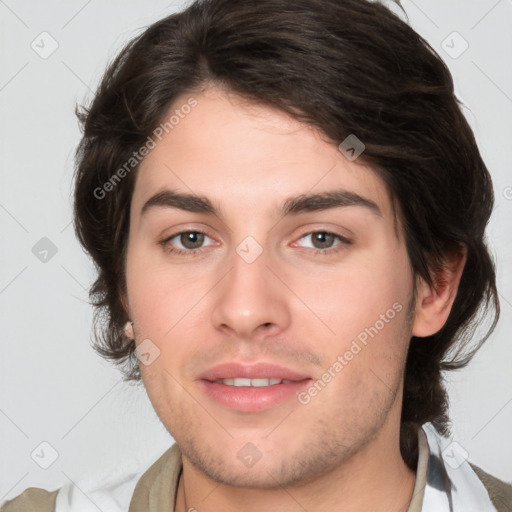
[119,292,135,339]
[412,245,467,337]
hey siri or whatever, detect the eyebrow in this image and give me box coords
[140,188,382,219]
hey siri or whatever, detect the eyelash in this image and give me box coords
[159,230,352,257]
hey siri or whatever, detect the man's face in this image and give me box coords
[124,86,415,488]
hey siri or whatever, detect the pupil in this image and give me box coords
[313,232,333,249]
[182,232,204,249]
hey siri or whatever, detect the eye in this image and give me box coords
[294,231,351,253]
[160,229,351,257]
[160,231,216,255]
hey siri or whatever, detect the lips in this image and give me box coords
[199,362,311,382]
[197,362,312,412]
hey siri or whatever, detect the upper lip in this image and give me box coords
[199,362,311,382]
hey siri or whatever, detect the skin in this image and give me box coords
[122,85,466,512]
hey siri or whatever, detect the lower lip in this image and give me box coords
[198,379,312,412]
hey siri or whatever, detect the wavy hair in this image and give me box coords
[72,0,499,469]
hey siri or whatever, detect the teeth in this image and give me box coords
[214,378,292,387]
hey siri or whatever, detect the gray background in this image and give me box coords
[1,0,511,501]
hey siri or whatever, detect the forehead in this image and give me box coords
[130,87,394,223]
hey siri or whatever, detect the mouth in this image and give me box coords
[213,378,294,387]
[197,362,312,412]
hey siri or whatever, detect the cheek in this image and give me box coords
[303,300,410,426]
[125,253,215,396]
[289,242,413,409]
[125,241,204,335]
[292,243,412,348]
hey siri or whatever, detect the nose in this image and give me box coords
[210,243,291,341]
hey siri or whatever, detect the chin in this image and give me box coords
[182,437,352,490]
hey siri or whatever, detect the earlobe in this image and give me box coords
[124,321,135,340]
[411,246,467,338]
[119,291,135,340]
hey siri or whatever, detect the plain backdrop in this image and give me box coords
[1,0,511,501]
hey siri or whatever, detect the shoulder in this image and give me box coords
[470,463,512,512]
[0,487,59,512]
[128,443,182,511]
[0,445,180,512]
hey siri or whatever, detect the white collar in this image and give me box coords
[419,422,497,511]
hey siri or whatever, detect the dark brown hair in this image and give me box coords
[72,0,499,469]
